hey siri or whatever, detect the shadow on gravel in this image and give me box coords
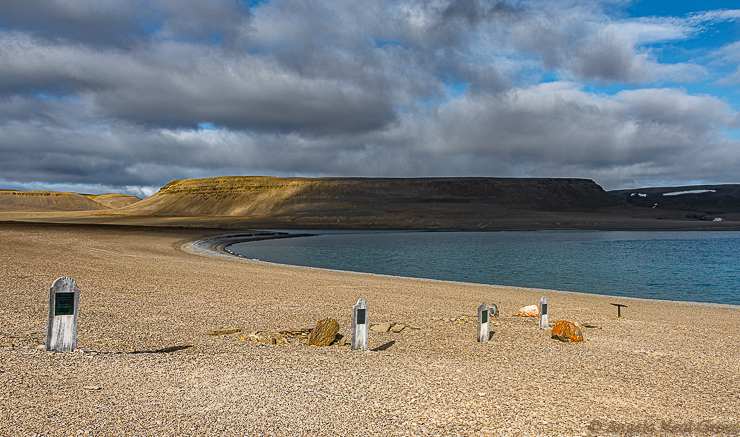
[129,345,193,354]
[371,341,395,352]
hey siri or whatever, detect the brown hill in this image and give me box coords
[0,190,110,212]
[88,193,142,209]
[4,178,738,230]
[109,176,624,228]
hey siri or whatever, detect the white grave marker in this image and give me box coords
[477,301,490,342]
[539,296,548,329]
[45,277,80,352]
[351,298,369,350]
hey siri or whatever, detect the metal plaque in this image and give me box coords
[541,303,548,315]
[356,308,366,325]
[481,309,488,324]
[54,292,75,316]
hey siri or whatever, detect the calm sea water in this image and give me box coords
[229,231,740,306]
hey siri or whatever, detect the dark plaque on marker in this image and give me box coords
[541,303,548,315]
[54,292,75,316]
[481,309,489,324]
[356,308,366,325]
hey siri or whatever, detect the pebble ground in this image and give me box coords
[1,222,740,436]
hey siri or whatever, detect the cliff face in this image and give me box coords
[5,178,737,230]
[118,176,621,219]
[0,190,110,212]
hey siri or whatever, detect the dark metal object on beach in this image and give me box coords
[611,303,628,318]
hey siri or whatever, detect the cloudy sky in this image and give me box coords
[1,0,739,197]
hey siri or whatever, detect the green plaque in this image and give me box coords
[54,292,75,316]
[356,308,366,325]
[541,303,548,315]
[481,309,488,324]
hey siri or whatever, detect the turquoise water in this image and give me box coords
[228,231,740,306]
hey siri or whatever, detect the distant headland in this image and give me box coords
[1,176,739,230]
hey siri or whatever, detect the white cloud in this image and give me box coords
[712,41,740,85]
[0,0,738,193]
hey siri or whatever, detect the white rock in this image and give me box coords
[518,305,538,317]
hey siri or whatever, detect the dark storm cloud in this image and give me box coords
[149,0,251,45]
[0,0,739,195]
[0,0,145,46]
[571,30,652,83]
[441,0,518,25]
[0,0,252,47]
[0,34,396,134]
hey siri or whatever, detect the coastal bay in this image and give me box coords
[229,230,740,306]
[1,222,739,436]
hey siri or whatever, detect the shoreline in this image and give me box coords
[186,231,317,258]
[3,208,740,231]
[192,231,740,311]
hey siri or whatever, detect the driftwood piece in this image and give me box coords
[206,328,243,336]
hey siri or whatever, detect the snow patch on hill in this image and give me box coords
[662,190,716,196]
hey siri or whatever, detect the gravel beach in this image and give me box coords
[1,222,739,436]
